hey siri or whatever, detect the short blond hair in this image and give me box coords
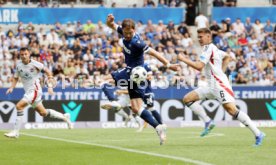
[197,28,211,34]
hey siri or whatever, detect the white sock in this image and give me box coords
[46,109,66,120]
[14,111,24,132]
[116,109,129,119]
[188,101,211,123]
[236,111,260,136]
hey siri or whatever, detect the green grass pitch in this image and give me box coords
[0,127,275,165]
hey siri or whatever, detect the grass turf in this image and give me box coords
[0,127,275,165]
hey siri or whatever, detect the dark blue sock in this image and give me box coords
[140,109,159,128]
[151,110,163,124]
[102,83,115,101]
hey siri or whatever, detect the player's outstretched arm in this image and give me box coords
[178,53,205,71]
[222,54,231,72]
[147,48,179,71]
[6,77,19,94]
[106,14,118,31]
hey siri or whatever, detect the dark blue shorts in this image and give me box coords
[111,67,145,99]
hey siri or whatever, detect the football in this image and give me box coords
[130,66,147,84]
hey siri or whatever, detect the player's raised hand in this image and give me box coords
[6,88,13,94]
[48,88,55,95]
[106,14,115,25]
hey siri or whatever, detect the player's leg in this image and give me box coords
[223,102,265,146]
[113,97,131,125]
[183,89,214,136]
[144,81,163,125]
[130,98,159,128]
[130,83,166,145]
[100,70,129,111]
[115,102,132,126]
[127,106,145,132]
[131,98,166,144]
[4,99,28,138]
[35,103,73,129]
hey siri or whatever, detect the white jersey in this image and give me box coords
[199,43,234,98]
[117,93,131,108]
[15,59,44,92]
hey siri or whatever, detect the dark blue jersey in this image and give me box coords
[117,26,149,68]
[143,63,152,72]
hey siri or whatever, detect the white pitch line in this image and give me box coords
[21,132,214,165]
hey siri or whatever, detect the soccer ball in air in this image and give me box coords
[130,66,147,84]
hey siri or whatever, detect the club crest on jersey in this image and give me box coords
[30,68,34,72]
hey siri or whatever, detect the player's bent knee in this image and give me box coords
[16,105,24,111]
[131,108,139,114]
[183,96,193,105]
[223,103,237,116]
[183,96,195,104]
[38,111,48,117]
[226,108,237,116]
[182,96,188,103]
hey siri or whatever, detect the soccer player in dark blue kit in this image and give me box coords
[101,14,179,144]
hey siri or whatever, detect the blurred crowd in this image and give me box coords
[0,15,275,88]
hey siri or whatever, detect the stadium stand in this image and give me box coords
[0,0,275,88]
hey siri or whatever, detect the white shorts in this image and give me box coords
[194,86,235,104]
[22,89,43,107]
[117,94,130,108]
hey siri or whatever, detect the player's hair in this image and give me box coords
[122,19,135,29]
[20,47,30,52]
[197,28,211,35]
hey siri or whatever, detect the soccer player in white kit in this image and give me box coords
[178,28,265,146]
[4,47,73,138]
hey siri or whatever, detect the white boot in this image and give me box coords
[4,130,19,138]
[101,101,122,111]
[64,113,73,129]
[155,124,167,145]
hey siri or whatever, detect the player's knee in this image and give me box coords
[183,96,193,105]
[38,111,48,117]
[224,104,237,116]
[131,107,139,114]
[16,104,24,111]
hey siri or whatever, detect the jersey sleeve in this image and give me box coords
[199,45,212,64]
[133,38,149,53]
[218,50,227,59]
[117,26,123,35]
[32,60,45,71]
[143,63,151,72]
